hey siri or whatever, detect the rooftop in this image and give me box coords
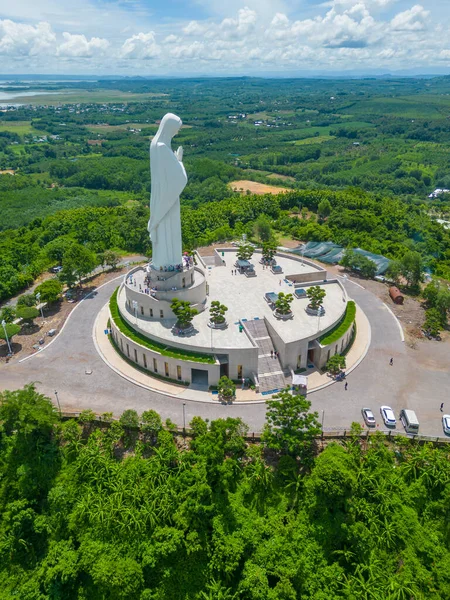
[118,250,347,353]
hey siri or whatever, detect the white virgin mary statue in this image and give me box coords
[148,113,187,270]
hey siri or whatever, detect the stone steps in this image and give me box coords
[244,318,287,393]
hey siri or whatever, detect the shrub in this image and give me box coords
[120,409,140,429]
[16,306,39,324]
[326,354,346,374]
[320,301,356,346]
[218,376,236,400]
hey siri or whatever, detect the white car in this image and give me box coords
[443,414,450,435]
[380,405,396,428]
[361,408,376,427]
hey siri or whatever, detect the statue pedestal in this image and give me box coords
[147,263,195,292]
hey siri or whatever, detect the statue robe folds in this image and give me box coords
[148,113,187,270]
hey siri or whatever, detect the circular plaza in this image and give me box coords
[109,247,357,395]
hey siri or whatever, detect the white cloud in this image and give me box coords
[57,32,110,57]
[0,2,448,73]
[0,19,56,56]
[390,4,429,31]
[120,31,161,59]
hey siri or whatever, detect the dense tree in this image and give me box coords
[0,306,16,323]
[262,390,321,462]
[400,250,423,289]
[0,383,449,598]
[252,214,273,243]
[60,243,97,287]
[34,279,63,304]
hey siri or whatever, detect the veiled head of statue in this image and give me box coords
[157,113,182,141]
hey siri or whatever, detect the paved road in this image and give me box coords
[1,275,448,436]
[2,255,147,307]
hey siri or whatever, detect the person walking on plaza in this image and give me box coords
[389,357,393,366]
[440,402,444,412]
[270,350,273,358]
[345,382,348,391]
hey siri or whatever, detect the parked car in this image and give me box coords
[442,414,450,436]
[50,265,63,273]
[380,405,396,428]
[361,408,376,427]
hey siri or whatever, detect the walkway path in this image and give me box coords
[1,274,448,436]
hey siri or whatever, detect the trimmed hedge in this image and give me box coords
[109,288,215,364]
[319,300,356,346]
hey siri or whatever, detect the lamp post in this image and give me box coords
[321,409,325,438]
[35,292,44,319]
[183,402,186,434]
[132,300,138,324]
[54,390,62,417]
[1,319,12,355]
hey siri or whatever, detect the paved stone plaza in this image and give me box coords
[119,250,346,350]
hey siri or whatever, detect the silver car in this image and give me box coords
[361,408,376,427]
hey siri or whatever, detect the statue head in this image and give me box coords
[155,113,182,144]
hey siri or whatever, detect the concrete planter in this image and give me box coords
[274,310,293,320]
[305,305,326,316]
[208,319,228,330]
[172,323,195,335]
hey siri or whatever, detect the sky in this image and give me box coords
[0,0,449,75]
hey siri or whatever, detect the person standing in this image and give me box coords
[440,402,444,412]
[270,350,273,358]
[344,382,348,391]
[389,357,393,366]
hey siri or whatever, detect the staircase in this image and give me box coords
[244,319,288,393]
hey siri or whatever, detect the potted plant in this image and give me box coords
[217,376,236,403]
[306,286,326,315]
[209,300,228,329]
[274,292,294,320]
[170,298,198,331]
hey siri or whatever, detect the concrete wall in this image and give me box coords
[265,316,310,370]
[124,266,207,319]
[286,271,327,284]
[110,315,222,385]
[314,322,355,369]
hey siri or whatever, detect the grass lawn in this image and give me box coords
[0,121,47,135]
[293,135,336,145]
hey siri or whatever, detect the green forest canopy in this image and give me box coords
[0,385,449,599]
